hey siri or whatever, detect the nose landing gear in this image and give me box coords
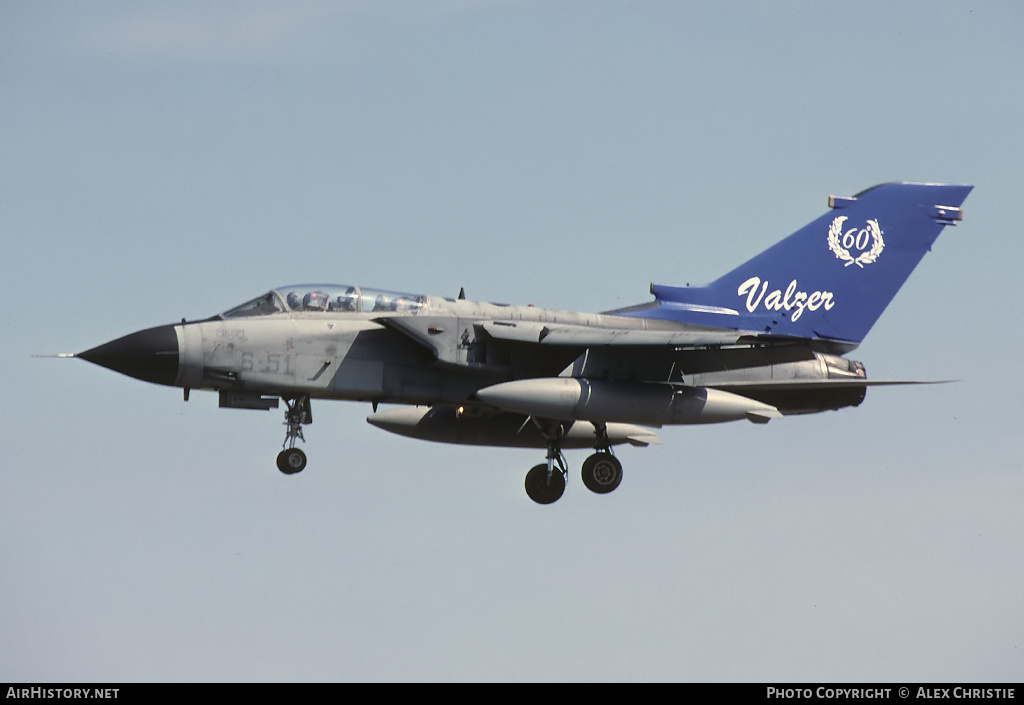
[277,447,307,474]
[276,396,311,475]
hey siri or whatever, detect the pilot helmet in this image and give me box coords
[303,291,329,311]
[286,291,302,310]
[337,286,357,311]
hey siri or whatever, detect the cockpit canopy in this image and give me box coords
[221,284,427,318]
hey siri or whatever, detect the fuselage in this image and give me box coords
[180,285,705,405]
[80,283,868,421]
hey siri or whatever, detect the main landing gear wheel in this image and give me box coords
[581,453,622,494]
[524,420,571,504]
[525,464,566,505]
[277,448,307,475]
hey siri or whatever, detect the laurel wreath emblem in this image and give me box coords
[827,216,885,268]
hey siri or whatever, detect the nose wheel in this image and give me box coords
[277,447,307,474]
[277,396,312,475]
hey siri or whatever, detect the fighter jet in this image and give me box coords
[75,182,972,504]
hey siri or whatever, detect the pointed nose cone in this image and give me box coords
[78,324,180,387]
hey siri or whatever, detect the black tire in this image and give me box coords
[581,453,622,494]
[277,448,307,475]
[525,463,565,504]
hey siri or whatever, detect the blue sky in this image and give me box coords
[2,1,1022,681]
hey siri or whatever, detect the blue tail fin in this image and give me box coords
[622,182,973,343]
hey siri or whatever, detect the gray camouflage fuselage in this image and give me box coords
[169,290,864,416]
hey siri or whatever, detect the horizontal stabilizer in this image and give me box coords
[707,377,952,416]
[709,378,955,392]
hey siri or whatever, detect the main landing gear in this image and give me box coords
[523,421,623,504]
[276,396,312,475]
[581,452,623,494]
[524,447,568,505]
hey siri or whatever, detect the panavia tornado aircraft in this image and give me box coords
[74,182,972,504]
